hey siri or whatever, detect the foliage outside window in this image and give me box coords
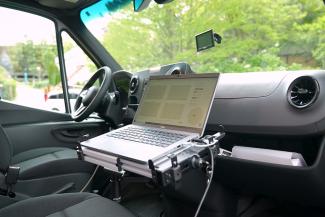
[0,66,16,100]
[82,0,325,73]
[8,41,60,87]
[0,7,64,111]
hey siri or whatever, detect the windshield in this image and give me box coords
[81,0,325,73]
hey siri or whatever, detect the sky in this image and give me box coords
[0,4,109,46]
[0,1,136,46]
[0,7,56,46]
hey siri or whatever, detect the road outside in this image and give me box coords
[13,82,55,111]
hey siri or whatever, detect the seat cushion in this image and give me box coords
[0,193,136,217]
[12,147,94,180]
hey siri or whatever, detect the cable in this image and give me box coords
[80,165,99,192]
[194,147,215,217]
[191,137,216,148]
[191,132,225,148]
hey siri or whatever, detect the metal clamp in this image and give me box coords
[76,143,84,160]
[116,157,125,174]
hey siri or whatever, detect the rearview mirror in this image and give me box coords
[133,0,151,12]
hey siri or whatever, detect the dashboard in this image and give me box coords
[113,62,325,205]
[125,62,325,136]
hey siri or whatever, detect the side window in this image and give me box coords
[61,31,97,110]
[0,7,65,112]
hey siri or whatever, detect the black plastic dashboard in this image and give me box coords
[122,62,325,205]
[128,62,193,105]
[128,62,325,136]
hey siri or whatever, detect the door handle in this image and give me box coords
[60,130,80,138]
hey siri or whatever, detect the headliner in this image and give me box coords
[0,0,99,14]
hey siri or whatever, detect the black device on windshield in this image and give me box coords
[196,29,222,52]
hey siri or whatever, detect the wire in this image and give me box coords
[191,132,224,148]
[191,137,216,148]
[194,147,215,217]
[80,165,99,192]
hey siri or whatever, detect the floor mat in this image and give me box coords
[119,178,164,217]
[122,194,164,217]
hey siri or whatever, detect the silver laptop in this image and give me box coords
[81,73,219,164]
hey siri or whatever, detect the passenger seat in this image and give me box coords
[0,193,136,217]
[0,124,94,197]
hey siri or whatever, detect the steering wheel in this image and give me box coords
[72,66,112,122]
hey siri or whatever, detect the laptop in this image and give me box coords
[81,73,219,164]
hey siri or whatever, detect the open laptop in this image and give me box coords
[81,73,219,164]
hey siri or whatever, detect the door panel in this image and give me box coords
[51,121,109,144]
[1,101,109,156]
[5,120,109,155]
[0,101,72,125]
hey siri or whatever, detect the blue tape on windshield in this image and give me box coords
[81,0,131,23]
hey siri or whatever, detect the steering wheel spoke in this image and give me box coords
[75,104,86,115]
[80,89,88,98]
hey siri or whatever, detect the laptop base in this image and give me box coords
[78,139,219,188]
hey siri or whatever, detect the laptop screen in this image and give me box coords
[133,74,219,134]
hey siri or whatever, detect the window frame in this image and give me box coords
[0,2,119,114]
[0,3,76,113]
[60,29,100,113]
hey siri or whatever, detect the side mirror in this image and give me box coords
[133,0,151,12]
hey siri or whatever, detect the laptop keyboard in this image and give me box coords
[108,126,188,147]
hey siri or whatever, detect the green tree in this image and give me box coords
[101,0,324,73]
[0,66,16,100]
[8,41,60,86]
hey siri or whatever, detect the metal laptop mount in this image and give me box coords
[78,131,225,190]
[148,131,224,189]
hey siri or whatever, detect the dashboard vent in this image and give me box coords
[287,76,319,109]
[171,69,182,75]
[169,66,184,75]
[129,76,139,94]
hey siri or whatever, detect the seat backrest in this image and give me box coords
[0,125,12,173]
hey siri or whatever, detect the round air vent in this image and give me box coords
[171,69,182,75]
[287,76,320,109]
[129,76,139,94]
[169,66,184,75]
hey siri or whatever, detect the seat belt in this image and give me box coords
[0,166,20,198]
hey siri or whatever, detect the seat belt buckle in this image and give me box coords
[5,166,20,185]
[1,166,20,198]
